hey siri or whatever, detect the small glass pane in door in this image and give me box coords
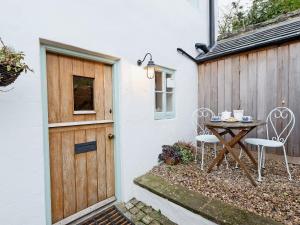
[73,76,94,111]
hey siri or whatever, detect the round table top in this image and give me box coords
[204,120,265,129]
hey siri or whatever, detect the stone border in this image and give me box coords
[134,174,283,225]
[116,198,177,225]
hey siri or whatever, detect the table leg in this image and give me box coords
[209,129,247,169]
[207,127,257,186]
[223,144,257,186]
[227,129,257,166]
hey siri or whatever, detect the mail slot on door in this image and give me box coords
[75,141,97,154]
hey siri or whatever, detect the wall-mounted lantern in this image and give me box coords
[137,53,155,79]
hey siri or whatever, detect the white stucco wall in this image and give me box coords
[0,0,209,224]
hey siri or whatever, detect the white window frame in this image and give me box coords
[154,66,176,120]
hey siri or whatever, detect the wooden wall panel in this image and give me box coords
[86,129,98,206]
[47,54,61,124]
[75,130,87,211]
[204,63,211,109]
[224,58,232,111]
[247,53,258,138]
[198,42,300,156]
[62,131,76,217]
[256,50,268,139]
[95,64,105,120]
[198,64,205,109]
[288,43,300,157]
[59,56,74,123]
[239,55,248,113]
[266,48,278,115]
[49,132,63,223]
[97,127,107,201]
[231,56,240,110]
[104,65,113,120]
[217,60,225,113]
[210,61,218,113]
[106,126,115,198]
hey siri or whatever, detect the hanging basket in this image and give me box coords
[0,64,22,87]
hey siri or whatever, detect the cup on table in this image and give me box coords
[233,110,244,121]
[211,115,221,121]
[242,116,253,122]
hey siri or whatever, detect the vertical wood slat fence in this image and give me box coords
[198,41,300,157]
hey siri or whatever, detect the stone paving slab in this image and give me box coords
[134,174,283,225]
[116,198,177,225]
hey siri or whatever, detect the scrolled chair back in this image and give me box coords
[266,107,295,144]
[192,108,215,135]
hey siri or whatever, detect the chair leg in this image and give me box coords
[213,143,217,158]
[222,144,229,169]
[257,145,263,182]
[201,142,205,170]
[262,147,266,169]
[282,145,292,180]
[235,148,243,169]
[224,155,229,169]
[194,142,198,163]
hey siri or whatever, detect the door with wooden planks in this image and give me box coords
[46,52,115,224]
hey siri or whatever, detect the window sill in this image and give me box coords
[155,112,175,120]
[74,110,96,115]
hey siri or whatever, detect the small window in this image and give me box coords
[154,68,175,120]
[73,76,94,111]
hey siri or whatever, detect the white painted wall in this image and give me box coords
[0,0,209,224]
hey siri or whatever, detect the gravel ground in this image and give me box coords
[151,151,300,225]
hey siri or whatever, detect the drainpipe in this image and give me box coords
[176,0,216,63]
[209,0,216,48]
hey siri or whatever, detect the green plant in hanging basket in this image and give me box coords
[0,38,33,87]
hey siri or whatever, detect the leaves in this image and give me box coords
[158,141,195,165]
[0,38,33,73]
[218,0,300,39]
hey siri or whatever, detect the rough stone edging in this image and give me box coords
[134,174,283,225]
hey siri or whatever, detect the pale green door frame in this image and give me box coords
[39,40,122,225]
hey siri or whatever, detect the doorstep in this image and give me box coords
[134,174,282,225]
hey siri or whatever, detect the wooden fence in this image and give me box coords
[198,41,300,157]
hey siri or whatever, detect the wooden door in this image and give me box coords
[46,53,115,224]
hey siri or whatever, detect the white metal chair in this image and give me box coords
[192,108,228,170]
[238,107,295,181]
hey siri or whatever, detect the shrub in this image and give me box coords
[158,141,195,165]
[219,0,300,39]
[158,145,181,165]
[173,141,195,164]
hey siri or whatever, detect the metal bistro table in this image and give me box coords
[204,120,265,186]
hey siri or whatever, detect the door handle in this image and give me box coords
[108,133,115,139]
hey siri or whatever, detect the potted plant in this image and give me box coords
[158,141,196,165]
[158,145,181,165]
[0,38,33,87]
[173,141,195,164]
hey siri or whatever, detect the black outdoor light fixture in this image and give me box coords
[137,52,155,79]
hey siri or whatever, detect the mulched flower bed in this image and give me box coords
[150,151,300,225]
